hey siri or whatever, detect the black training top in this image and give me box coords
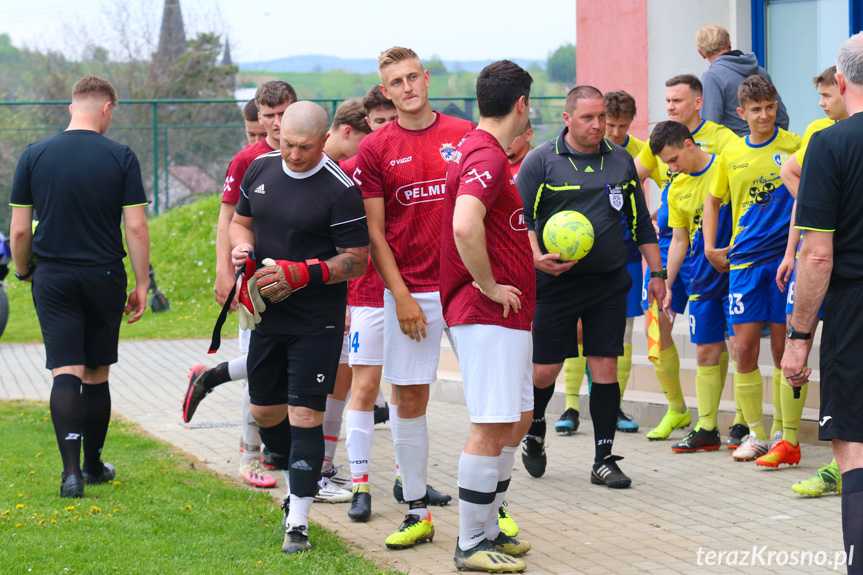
[236,151,369,335]
[10,130,148,265]
[516,128,656,279]
[796,112,863,290]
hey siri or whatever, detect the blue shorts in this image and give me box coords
[626,261,644,318]
[728,260,786,325]
[785,260,825,318]
[689,297,733,344]
[643,263,689,315]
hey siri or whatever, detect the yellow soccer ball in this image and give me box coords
[542,210,594,261]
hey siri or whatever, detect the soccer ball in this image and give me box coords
[542,211,594,261]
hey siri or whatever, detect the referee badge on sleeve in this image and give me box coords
[607,183,624,211]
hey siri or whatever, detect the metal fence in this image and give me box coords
[0,96,565,229]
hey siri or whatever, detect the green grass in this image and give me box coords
[0,401,396,574]
[2,193,239,343]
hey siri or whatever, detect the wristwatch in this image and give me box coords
[649,268,668,280]
[14,263,35,281]
[786,325,811,340]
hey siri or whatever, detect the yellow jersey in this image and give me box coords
[709,128,802,270]
[638,119,738,189]
[795,117,836,165]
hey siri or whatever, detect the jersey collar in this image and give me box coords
[689,154,716,178]
[281,154,329,179]
[745,127,779,149]
[691,118,706,136]
[554,127,613,156]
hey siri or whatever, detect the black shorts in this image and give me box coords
[246,331,342,410]
[31,261,127,370]
[819,285,863,443]
[532,266,630,365]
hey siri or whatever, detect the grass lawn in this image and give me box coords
[0,401,396,574]
[2,193,239,344]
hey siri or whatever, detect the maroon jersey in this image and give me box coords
[440,129,535,330]
[354,112,475,293]
[509,156,526,177]
[340,156,385,307]
[222,140,274,204]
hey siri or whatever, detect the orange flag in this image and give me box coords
[647,300,661,364]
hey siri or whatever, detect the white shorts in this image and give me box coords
[450,324,533,423]
[340,333,350,365]
[383,289,450,385]
[348,305,384,366]
[239,325,250,353]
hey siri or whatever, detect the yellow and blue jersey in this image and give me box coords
[638,119,738,190]
[710,127,802,270]
[666,155,731,300]
[795,117,835,165]
[622,134,646,263]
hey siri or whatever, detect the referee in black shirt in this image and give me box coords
[230,101,368,555]
[9,76,150,498]
[516,86,666,489]
[782,34,863,574]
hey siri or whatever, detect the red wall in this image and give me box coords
[576,0,649,140]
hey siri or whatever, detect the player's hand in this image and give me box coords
[345,307,351,336]
[781,339,811,387]
[238,255,266,331]
[705,246,730,274]
[662,284,673,316]
[215,269,239,312]
[395,292,428,342]
[472,281,522,319]
[232,244,254,270]
[647,277,667,316]
[776,254,795,292]
[125,285,148,324]
[254,258,330,303]
[534,252,577,276]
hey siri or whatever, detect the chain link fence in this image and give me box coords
[0,96,565,231]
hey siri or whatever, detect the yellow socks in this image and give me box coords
[731,361,746,426]
[771,366,784,436]
[735,368,766,440]
[695,364,723,431]
[655,344,684,413]
[618,343,633,400]
[563,346,585,412]
[780,371,807,446]
[719,352,729,393]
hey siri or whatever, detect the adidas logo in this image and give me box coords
[291,460,313,471]
[254,184,266,194]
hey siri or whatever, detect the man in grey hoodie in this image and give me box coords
[697,24,790,136]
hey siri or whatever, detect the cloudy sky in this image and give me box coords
[2,0,576,63]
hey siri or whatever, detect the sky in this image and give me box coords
[1,0,576,63]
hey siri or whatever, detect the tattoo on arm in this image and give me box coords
[327,246,369,283]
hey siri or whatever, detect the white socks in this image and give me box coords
[287,494,313,527]
[345,409,374,485]
[485,445,516,539]
[323,397,346,466]
[458,452,499,551]
[227,355,247,380]
[240,381,261,463]
[393,414,429,506]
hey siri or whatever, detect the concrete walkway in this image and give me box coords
[0,339,845,575]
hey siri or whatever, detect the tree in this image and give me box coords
[547,43,576,84]
[425,55,447,75]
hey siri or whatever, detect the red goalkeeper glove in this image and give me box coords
[254,258,329,303]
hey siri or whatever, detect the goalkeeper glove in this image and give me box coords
[254,258,329,303]
[238,254,266,330]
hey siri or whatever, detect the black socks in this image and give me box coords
[528,384,556,438]
[589,382,620,463]
[81,381,111,474]
[50,374,83,477]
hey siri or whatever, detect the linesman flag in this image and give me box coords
[647,300,661,364]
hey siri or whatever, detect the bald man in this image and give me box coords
[230,101,370,555]
[9,75,150,498]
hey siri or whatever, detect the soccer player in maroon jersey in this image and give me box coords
[181,81,296,490]
[353,46,474,549]
[506,118,533,177]
[441,60,535,572]
[242,98,267,145]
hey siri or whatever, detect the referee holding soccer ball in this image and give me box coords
[516,85,665,488]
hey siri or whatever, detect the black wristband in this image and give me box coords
[649,268,668,280]
[305,259,329,286]
[14,262,35,281]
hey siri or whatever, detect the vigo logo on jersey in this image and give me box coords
[439,143,456,163]
[509,208,527,231]
[396,178,446,205]
[390,156,412,167]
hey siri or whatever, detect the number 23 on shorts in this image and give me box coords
[728,293,745,315]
